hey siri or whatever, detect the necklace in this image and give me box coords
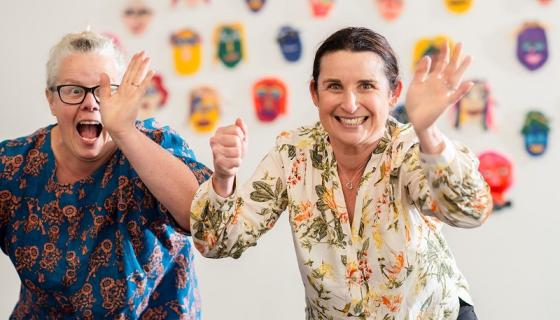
[339,160,369,190]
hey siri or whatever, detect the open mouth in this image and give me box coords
[335,116,368,127]
[76,120,103,140]
[525,53,543,65]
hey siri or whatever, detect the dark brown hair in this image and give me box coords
[312,27,400,92]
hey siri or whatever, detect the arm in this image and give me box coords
[402,137,492,228]
[190,120,288,258]
[406,41,474,155]
[98,52,202,231]
[402,41,492,227]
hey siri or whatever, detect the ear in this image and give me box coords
[389,79,403,108]
[45,88,56,116]
[309,80,319,107]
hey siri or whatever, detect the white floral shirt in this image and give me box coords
[191,119,491,319]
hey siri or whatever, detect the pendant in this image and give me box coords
[345,181,353,190]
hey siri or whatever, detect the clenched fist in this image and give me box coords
[210,118,248,197]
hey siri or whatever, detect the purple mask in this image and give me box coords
[517,23,548,71]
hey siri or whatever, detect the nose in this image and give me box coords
[340,90,358,114]
[80,91,100,111]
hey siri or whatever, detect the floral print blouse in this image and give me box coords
[0,119,211,319]
[191,119,491,320]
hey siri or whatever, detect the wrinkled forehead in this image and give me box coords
[56,52,122,84]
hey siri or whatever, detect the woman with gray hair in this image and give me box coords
[0,31,210,318]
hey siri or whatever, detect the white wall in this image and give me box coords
[0,1,559,319]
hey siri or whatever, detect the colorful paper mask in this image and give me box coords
[390,104,409,124]
[309,0,335,18]
[453,80,493,130]
[214,23,245,68]
[277,26,302,63]
[170,28,202,76]
[189,86,220,134]
[122,1,154,35]
[517,22,548,71]
[138,74,169,120]
[521,111,550,156]
[412,35,453,71]
[253,78,287,122]
[444,0,473,14]
[478,151,513,211]
[246,0,266,12]
[376,0,404,21]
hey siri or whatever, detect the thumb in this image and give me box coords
[235,118,248,142]
[98,73,112,102]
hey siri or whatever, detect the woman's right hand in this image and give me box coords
[210,118,248,197]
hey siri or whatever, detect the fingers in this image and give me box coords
[448,54,472,89]
[432,40,450,75]
[426,41,472,92]
[121,51,151,88]
[448,81,474,105]
[139,70,155,93]
[210,123,247,177]
[449,41,463,70]
[98,73,112,101]
[413,56,431,83]
[235,118,248,141]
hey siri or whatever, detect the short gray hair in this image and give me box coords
[46,31,125,88]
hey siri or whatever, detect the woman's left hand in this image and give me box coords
[405,42,473,134]
[98,51,154,140]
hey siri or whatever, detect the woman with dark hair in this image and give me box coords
[191,27,490,319]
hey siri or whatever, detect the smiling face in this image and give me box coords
[310,50,401,151]
[46,53,119,164]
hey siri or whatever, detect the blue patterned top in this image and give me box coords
[0,119,212,319]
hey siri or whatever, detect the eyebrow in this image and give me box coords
[322,78,341,85]
[321,78,378,85]
[357,79,377,84]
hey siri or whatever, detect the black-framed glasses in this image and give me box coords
[50,84,119,105]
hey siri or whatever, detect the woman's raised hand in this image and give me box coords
[99,51,155,139]
[405,42,473,134]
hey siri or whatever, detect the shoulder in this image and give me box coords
[1,125,52,156]
[0,125,52,183]
[275,121,325,150]
[384,118,420,167]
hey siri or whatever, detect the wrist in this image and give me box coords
[107,123,138,145]
[415,126,445,155]
[212,174,236,197]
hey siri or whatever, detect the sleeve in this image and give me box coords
[402,136,492,228]
[0,140,20,253]
[0,142,6,249]
[190,144,288,259]
[144,119,213,184]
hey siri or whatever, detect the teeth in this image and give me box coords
[338,116,366,126]
[79,120,101,125]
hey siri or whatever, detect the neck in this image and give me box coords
[330,138,377,173]
[51,126,115,184]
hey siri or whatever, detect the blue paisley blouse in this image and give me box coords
[0,119,211,319]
